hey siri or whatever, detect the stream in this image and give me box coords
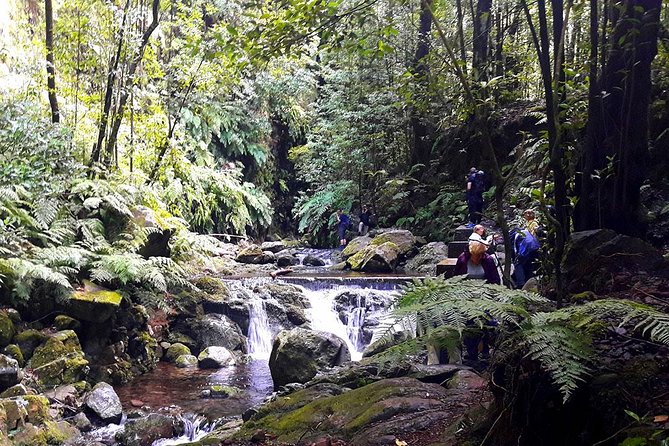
[91,251,413,445]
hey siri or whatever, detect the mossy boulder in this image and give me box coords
[369,229,416,256]
[341,236,372,259]
[54,315,81,331]
[346,241,400,273]
[165,343,191,362]
[116,413,175,446]
[175,354,198,368]
[29,331,89,386]
[13,329,48,361]
[208,385,241,398]
[404,241,449,276]
[0,313,16,348]
[3,344,24,367]
[268,328,351,389]
[236,246,274,264]
[194,276,230,296]
[9,420,78,446]
[67,288,123,323]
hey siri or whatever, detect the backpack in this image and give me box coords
[514,229,540,259]
[473,171,486,194]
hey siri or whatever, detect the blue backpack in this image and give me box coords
[514,229,540,259]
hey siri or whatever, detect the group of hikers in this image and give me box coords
[335,206,373,249]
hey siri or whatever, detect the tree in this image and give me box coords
[45,0,60,123]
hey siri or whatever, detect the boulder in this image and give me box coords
[369,229,416,256]
[73,412,92,432]
[563,229,664,293]
[0,313,16,347]
[13,329,48,360]
[132,206,173,258]
[67,287,123,323]
[3,344,24,367]
[165,343,191,363]
[84,382,122,423]
[0,383,28,398]
[260,241,287,254]
[208,385,241,398]
[116,413,175,446]
[404,242,449,276]
[29,330,89,386]
[236,246,275,264]
[54,315,81,331]
[346,242,400,272]
[198,346,236,368]
[253,283,308,308]
[276,254,299,267]
[341,236,372,259]
[268,328,351,389]
[175,354,198,368]
[192,314,245,352]
[0,354,22,391]
[302,255,326,267]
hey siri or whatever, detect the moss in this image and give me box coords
[68,289,123,323]
[346,242,399,272]
[23,395,50,424]
[71,289,122,305]
[3,344,24,367]
[0,312,16,347]
[53,315,80,331]
[72,381,89,393]
[570,291,597,303]
[194,277,230,296]
[29,331,88,386]
[13,329,49,360]
[165,343,191,362]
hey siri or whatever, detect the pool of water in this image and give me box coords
[115,360,273,420]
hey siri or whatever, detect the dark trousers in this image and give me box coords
[468,197,483,224]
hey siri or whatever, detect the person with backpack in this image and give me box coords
[335,209,351,249]
[466,168,485,227]
[358,205,372,236]
[512,226,541,287]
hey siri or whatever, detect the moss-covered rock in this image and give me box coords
[13,329,48,360]
[54,315,81,331]
[368,229,416,255]
[346,241,400,272]
[67,288,123,323]
[116,413,175,446]
[29,331,89,386]
[23,395,50,424]
[9,420,77,446]
[0,313,16,348]
[0,384,28,398]
[194,277,230,296]
[3,344,24,367]
[341,236,372,259]
[165,343,191,362]
[175,354,198,368]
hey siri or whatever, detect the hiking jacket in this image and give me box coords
[454,251,501,284]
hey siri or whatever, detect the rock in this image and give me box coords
[285,305,308,326]
[165,343,191,362]
[276,254,299,267]
[192,314,245,352]
[29,330,89,386]
[346,242,400,272]
[341,236,372,259]
[0,383,27,398]
[131,399,144,407]
[404,242,449,276]
[369,229,416,256]
[3,344,24,367]
[84,382,122,423]
[167,332,198,353]
[54,315,81,331]
[563,229,664,293]
[44,384,78,407]
[0,312,16,347]
[260,241,287,253]
[269,328,351,389]
[117,413,175,446]
[175,354,198,368]
[13,329,48,360]
[22,395,50,424]
[67,286,123,323]
[253,283,308,308]
[447,369,488,390]
[302,255,326,266]
[73,412,92,432]
[0,398,28,430]
[208,385,240,398]
[236,246,275,264]
[0,354,22,391]
[198,346,236,368]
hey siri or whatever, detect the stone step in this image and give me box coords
[447,241,469,258]
[453,226,472,241]
[436,258,458,277]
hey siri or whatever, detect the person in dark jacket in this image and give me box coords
[335,209,350,249]
[454,240,501,284]
[358,205,371,235]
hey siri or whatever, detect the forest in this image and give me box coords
[0,0,668,445]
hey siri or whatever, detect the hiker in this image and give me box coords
[469,224,493,247]
[466,168,484,227]
[358,205,372,236]
[454,239,500,284]
[335,209,350,249]
[511,227,541,287]
[523,209,539,236]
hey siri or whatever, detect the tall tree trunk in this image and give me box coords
[409,0,433,167]
[473,0,492,80]
[45,0,59,123]
[456,0,467,67]
[577,0,661,235]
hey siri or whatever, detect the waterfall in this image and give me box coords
[247,298,273,359]
[346,298,366,352]
[152,414,218,445]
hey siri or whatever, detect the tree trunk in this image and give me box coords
[473,0,492,80]
[45,0,59,123]
[456,0,467,66]
[409,0,433,167]
[577,0,661,235]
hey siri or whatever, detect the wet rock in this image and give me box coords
[3,344,24,367]
[253,283,308,308]
[341,236,372,259]
[0,354,22,391]
[13,329,48,361]
[236,246,275,264]
[0,397,28,429]
[302,255,326,267]
[84,382,122,423]
[276,253,299,267]
[261,241,287,253]
[29,330,89,386]
[0,312,16,347]
[175,354,198,368]
[73,412,92,432]
[67,286,123,323]
[0,383,28,398]
[54,315,81,331]
[44,384,79,407]
[369,229,417,256]
[198,346,236,368]
[346,242,400,273]
[404,242,449,276]
[165,343,191,362]
[269,328,351,389]
[167,332,198,353]
[447,369,487,390]
[285,305,308,326]
[208,385,240,398]
[192,314,245,352]
[117,413,175,446]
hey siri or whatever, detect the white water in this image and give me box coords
[247,298,273,359]
[152,414,218,446]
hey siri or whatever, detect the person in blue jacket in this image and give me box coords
[336,209,350,249]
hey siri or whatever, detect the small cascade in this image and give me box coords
[346,304,366,351]
[247,298,273,359]
[152,414,218,446]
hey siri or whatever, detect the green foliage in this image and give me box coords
[294,180,355,244]
[380,277,669,403]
